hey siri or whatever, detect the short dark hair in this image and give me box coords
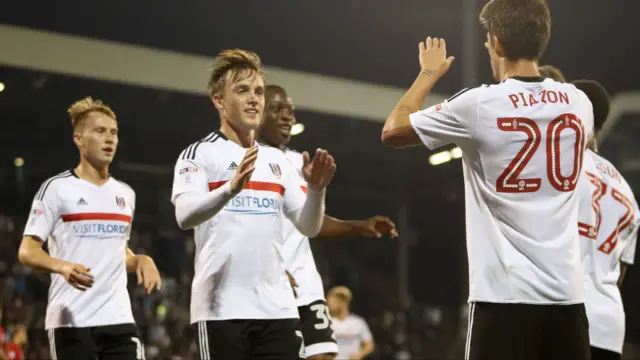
[572,79,610,133]
[480,0,551,61]
[539,65,566,82]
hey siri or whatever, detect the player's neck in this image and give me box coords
[258,136,286,151]
[502,60,541,81]
[75,159,110,186]
[333,310,349,320]
[220,122,255,148]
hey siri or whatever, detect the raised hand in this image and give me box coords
[419,37,455,79]
[302,149,337,191]
[58,261,94,291]
[230,145,258,194]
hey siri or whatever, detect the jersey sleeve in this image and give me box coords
[282,163,307,214]
[621,197,640,265]
[358,317,373,342]
[409,87,478,150]
[23,180,61,242]
[171,144,210,204]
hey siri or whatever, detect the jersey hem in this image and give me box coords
[590,342,623,355]
[45,319,135,330]
[467,297,584,305]
[296,296,327,307]
[190,315,299,324]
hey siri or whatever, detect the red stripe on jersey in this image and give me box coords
[301,186,308,194]
[61,213,132,223]
[209,181,285,195]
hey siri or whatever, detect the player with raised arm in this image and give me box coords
[381,0,594,359]
[171,49,336,360]
[18,97,161,360]
[574,79,640,360]
[257,84,398,360]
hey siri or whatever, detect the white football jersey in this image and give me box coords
[332,314,372,359]
[577,149,640,353]
[281,149,327,307]
[410,77,594,304]
[23,170,135,330]
[171,132,307,322]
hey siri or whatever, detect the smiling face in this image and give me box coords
[258,85,296,148]
[212,69,265,133]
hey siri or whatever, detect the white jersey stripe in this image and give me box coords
[464,303,475,360]
[48,329,57,360]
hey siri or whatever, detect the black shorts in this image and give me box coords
[466,302,590,360]
[591,347,621,360]
[48,323,144,360]
[195,318,305,360]
[298,300,338,357]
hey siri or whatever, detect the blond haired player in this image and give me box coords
[381,0,595,358]
[19,97,161,360]
[326,287,374,360]
[171,49,336,360]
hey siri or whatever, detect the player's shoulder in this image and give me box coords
[444,85,488,105]
[34,170,74,201]
[348,313,368,324]
[110,176,136,199]
[178,131,226,161]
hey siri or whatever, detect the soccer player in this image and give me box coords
[539,65,566,82]
[18,97,161,360]
[171,49,337,360]
[257,84,398,360]
[326,286,374,360]
[380,0,594,358]
[574,79,640,360]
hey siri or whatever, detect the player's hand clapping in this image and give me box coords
[58,261,94,291]
[230,145,258,194]
[135,255,162,294]
[419,37,455,79]
[302,149,337,191]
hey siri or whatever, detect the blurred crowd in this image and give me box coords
[0,211,471,360]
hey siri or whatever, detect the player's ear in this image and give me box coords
[212,93,224,111]
[72,131,83,149]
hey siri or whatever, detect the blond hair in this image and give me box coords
[207,49,263,97]
[67,97,116,129]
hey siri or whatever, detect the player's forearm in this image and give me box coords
[125,248,145,273]
[174,183,234,230]
[618,262,629,287]
[315,215,359,238]
[358,341,375,358]
[289,189,326,238]
[382,72,439,142]
[18,236,64,274]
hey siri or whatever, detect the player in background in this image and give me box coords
[257,84,398,360]
[3,325,27,360]
[381,0,594,358]
[573,79,640,360]
[539,65,566,82]
[18,97,161,360]
[326,286,374,360]
[171,49,336,360]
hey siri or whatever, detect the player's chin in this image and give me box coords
[242,116,261,131]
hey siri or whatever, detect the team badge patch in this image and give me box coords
[115,196,126,209]
[269,163,282,178]
[179,167,199,175]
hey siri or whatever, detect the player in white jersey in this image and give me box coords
[326,287,374,360]
[171,49,337,360]
[257,84,398,360]
[572,79,640,360]
[381,1,593,359]
[18,97,161,360]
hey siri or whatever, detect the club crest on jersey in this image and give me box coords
[179,167,198,175]
[115,196,126,209]
[269,163,282,178]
